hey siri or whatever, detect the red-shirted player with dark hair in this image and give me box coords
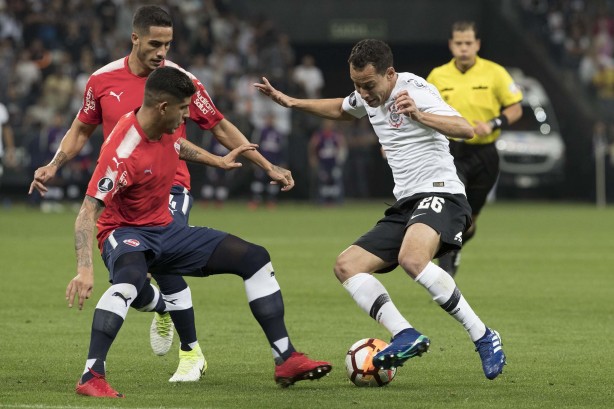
[67,66,330,397]
[29,6,294,383]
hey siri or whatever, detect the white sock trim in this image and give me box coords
[162,286,193,311]
[244,262,280,302]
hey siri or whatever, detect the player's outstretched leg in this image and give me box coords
[372,328,430,370]
[274,352,332,388]
[474,328,506,380]
[169,343,207,382]
[76,369,125,398]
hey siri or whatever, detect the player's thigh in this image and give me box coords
[335,244,393,279]
[151,224,228,276]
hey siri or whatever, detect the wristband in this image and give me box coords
[488,114,509,131]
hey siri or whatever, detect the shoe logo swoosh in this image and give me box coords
[410,213,426,220]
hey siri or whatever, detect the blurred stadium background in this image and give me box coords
[0,0,612,206]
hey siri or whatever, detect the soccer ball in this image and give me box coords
[345,338,397,387]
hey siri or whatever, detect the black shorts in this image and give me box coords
[354,193,472,273]
[449,141,499,216]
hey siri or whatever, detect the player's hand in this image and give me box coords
[220,143,258,170]
[473,120,492,137]
[267,165,294,192]
[394,91,422,121]
[28,165,58,196]
[66,269,94,310]
[253,77,293,108]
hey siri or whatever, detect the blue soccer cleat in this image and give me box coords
[372,328,430,370]
[474,328,506,380]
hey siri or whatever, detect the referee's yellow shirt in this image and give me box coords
[427,56,523,145]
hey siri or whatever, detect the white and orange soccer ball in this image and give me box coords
[345,338,397,387]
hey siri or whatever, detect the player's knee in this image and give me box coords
[334,252,354,283]
[397,252,427,278]
[241,243,271,280]
[113,252,148,289]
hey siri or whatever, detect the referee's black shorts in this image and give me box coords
[449,140,499,216]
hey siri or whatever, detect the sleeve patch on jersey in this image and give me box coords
[82,86,96,114]
[349,91,357,107]
[97,177,114,193]
[509,82,520,94]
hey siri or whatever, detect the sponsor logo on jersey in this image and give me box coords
[110,91,124,101]
[117,171,128,188]
[194,89,215,116]
[123,239,140,247]
[82,86,96,114]
[388,104,403,128]
[112,157,124,169]
[97,177,114,193]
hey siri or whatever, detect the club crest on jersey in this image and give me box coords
[123,239,141,247]
[388,104,403,128]
[97,177,114,193]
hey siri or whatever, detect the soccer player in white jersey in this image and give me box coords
[255,39,506,380]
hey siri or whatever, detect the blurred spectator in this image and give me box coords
[0,101,17,191]
[249,114,285,210]
[42,63,74,114]
[292,54,325,99]
[309,119,347,205]
[13,48,42,106]
[344,119,378,199]
[200,136,231,209]
[32,112,93,212]
[188,54,216,98]
[592,60,614,122]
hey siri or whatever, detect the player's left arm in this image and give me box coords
[394,90,474,139]
[179,138,256,170]
[210,119,295,191]
[67,195,104,310]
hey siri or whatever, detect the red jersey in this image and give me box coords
[86,111,182,250]
[77,57,224,190]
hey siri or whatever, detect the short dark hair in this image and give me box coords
[133,5,172,35]
[143,67,196,106]
[348,39,393,75]
[450,21,480,39]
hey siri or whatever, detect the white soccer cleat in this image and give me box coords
[150,312,174,356]
[169,344,207,382]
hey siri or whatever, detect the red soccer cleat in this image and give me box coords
[75,369,125,398]
[274,352,332,387]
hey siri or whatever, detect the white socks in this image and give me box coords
[343,273,411,337]
[415,262,486,341]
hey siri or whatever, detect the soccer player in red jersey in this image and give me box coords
[69,67,331,397]
[29,6,294,382]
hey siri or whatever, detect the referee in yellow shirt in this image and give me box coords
[427,21,523,277]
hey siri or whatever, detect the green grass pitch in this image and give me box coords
[0,201,612,408]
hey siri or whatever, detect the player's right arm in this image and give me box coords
[29,118,98,196]
[66,195,103,310]
[254,77,355,121]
